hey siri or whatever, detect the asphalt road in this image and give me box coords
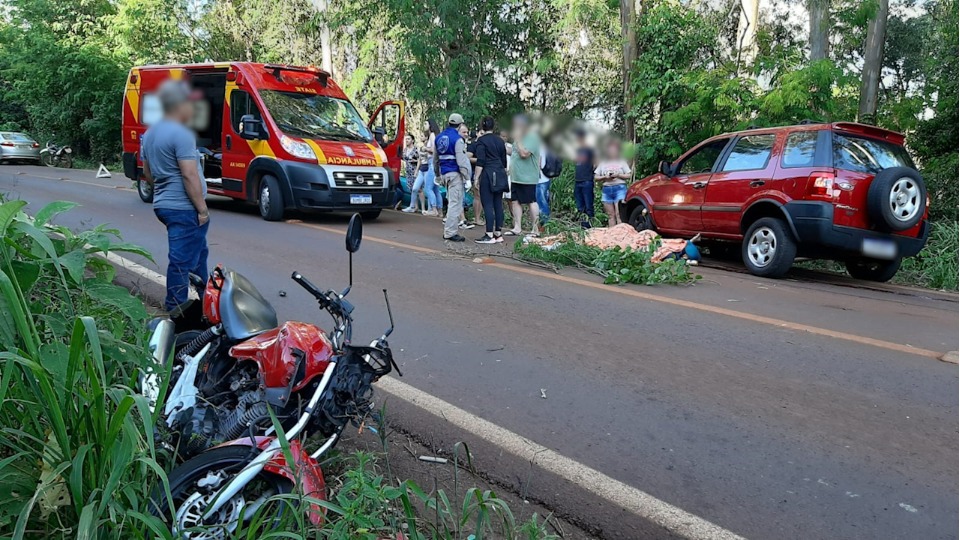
[3,165,957,539]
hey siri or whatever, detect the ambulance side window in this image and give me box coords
[230,91,262,134]
[374,104,400,147]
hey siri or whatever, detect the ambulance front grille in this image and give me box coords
[331,171,385,190]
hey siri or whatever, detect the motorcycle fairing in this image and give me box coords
[216,436,326,526]
[230,321,334,405]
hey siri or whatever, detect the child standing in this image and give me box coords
[573,129,596,228]
[594,139,631,227]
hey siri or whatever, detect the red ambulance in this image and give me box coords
[122,62,405,221]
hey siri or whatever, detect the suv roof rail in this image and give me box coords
[746,124,761,130]
[799,119,818,125]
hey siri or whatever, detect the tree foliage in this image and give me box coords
[0,0,954,220]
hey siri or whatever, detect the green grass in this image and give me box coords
[896,221,958,291]
[0,197,564,539]
[514,220,699,285]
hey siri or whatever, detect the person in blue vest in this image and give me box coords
[436,113,472,242]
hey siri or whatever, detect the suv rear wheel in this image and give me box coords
[845,257,901,282]
[742,217,797,278]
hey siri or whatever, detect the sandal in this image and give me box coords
[503,230,520,236]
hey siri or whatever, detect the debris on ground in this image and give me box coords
[418,455,449,464]
[540,388,547,399]
[524,223,697,263]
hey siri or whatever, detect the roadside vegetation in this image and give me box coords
[0,0,954,289]
[0,198,560,539]
[514,220,699,286]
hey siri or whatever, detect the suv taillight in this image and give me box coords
[806,172,836,200]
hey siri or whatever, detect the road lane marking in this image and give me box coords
[376,376,745,540]
[15,170,941,360]
[105,248,745,539]
[297,222,945,360]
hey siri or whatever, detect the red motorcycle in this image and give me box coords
[144,216,399,534]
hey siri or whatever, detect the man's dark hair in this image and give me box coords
[480,116,496,132]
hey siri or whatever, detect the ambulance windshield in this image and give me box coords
[260,90,373,143]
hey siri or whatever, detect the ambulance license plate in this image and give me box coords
[862,238,897,259]
[350,194,372,205]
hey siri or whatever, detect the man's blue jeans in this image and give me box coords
[155,208,209,313]
[536,180,551,223]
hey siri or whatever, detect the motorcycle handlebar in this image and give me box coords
[291,271,327,304]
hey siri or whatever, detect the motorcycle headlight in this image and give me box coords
[64,148,72,154]
[280,134,316,161]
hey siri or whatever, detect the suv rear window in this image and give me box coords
[833,133,914,174]
[721,134,776,172]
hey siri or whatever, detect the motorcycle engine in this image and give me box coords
[166,358,272,457]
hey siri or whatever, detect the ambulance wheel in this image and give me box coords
[137,178,154,203]
[258,175,285,221]
[360,210,381,221]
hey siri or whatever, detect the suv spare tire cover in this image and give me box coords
[867,167,926,231]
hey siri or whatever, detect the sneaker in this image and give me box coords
[401,207,416,213]
[495,235,504,243]
[475,234,497,244]
[443,234,466,242]
[423,209,438,216]
[459,220,476,230]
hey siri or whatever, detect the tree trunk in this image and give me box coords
[311,0,334,74]
[737,0,760,69]
[858,0,888,124]
[807,0,830,61]
[620,0,639,141]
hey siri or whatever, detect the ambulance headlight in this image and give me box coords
[280,134,316,161]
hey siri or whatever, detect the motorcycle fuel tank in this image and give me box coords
[219,269,278,340]
[230,321,335,393]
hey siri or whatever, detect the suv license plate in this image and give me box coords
[862,238,897,259]
[350,194,372,205]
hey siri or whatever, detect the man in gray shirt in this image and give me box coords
[141,79,210,319]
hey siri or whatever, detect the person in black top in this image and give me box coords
[466,128,483,227]
[472,116,509,243]
[573,128,596,228]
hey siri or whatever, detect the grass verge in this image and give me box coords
[514,221,699,285]
[0,198,565,539]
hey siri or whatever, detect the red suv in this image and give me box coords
[623,122,929,282]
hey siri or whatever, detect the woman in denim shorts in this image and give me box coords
[594,139,631,227]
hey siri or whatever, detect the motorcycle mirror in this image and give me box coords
[345,214,363,253]
[345,214,363,288]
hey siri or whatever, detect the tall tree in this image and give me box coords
[620,0,639,140]
[807,0,831,60]
[310,0,334,74]
[858,0,888,123]
[737,0,760,68]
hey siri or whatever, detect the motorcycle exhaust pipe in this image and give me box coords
[141,318,175,412]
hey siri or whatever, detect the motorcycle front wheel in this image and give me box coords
[152,446,294,538]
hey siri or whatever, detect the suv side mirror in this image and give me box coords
[239,114,267,140]
[658,160,675,177]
